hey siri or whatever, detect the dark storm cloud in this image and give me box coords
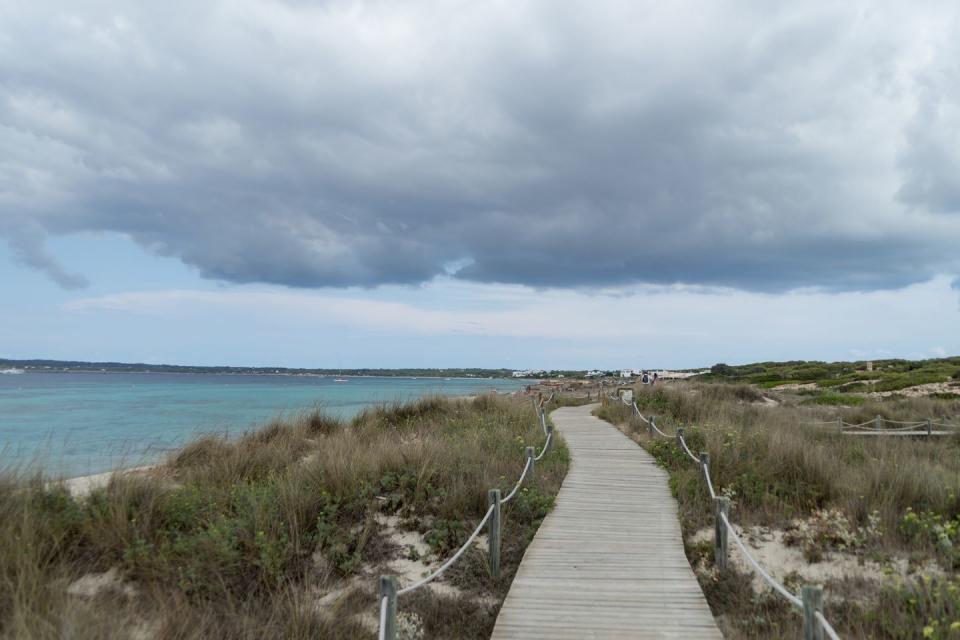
[2,1,959,291]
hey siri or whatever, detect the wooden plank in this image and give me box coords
[490,404,722,639]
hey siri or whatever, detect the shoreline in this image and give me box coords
[60,465,158,498]
[55,390,517,497]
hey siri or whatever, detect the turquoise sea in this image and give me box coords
[0,372,530,478]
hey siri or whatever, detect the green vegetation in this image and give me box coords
[799,393,865,406]
[699,356,960,396]
[596,382,960,639]
[0,395,567,639]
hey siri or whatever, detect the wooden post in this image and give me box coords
[837,416,843,433]
[876,415,883,430]
[488,489,501,578]
[648,416,655,437]
[525,446,535,486]
[379,575,398,640]
[927,418,933,436]
[802,585,824,640]
[713,497,730,570]
[546,425,554,453]
[676,426,684,449]
[699,452,710,484]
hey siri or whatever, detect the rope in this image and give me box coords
[534,430,553,462]
[678,435,700,464]
[501,457,533,504]
[397,504,495,596]
[816,611,842,640]
[931,421,960,429]
[843,422,926,432]
[632,403,651,425]
[378,596,389,640]
[720,511,802,607]
[650,418,671,438]
[703,463,717,500]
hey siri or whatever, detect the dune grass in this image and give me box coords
[596,382,960,639]
[0,394,567,639]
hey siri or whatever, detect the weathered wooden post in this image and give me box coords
[927,418,933,437]
[676,426,684,449]
[648,416,655,437]
[802,585,824,640]
[699,452,710,484]
[488,489,501,578]
[713,497,730,570]
[546,424,554,453]
[379,575,398,640]
[837,416,843,433]
[875,415,883,430]
[525,446,535,486]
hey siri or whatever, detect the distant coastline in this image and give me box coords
[0,357,538,379]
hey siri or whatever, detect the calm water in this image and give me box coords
[0,372,530,477]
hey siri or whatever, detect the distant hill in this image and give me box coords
[696,356,960,395]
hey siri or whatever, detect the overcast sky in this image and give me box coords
[1,0,958,369]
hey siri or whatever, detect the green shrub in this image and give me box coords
[801,393,865,406]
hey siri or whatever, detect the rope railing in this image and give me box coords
[501,457,534,504]
[630,401,675,439]
[377,596,389,640]
[533,429,554,462]
[816,610,843,640]
[932,420,960,429]
[803,414,960,436]
[844,421,921,432]
[703,464,717,500]
[377,398,557,639]
[650,417,672,439]
[677,434,700,463]
[667,426,843,639]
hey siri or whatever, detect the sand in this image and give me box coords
[60,465,158,498]
[690,525,940,599]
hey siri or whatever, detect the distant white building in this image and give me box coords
[620,369,641,378]
[512,369,545,378]
[653,370,700,380]
[585,370,604,378]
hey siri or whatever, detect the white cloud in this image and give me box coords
[62,275,960,364]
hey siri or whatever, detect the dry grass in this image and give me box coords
[0,394,567,639]
[595,382,960,639]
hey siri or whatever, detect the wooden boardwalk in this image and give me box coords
[491,404,721,639]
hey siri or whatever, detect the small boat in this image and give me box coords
[334,378,348,383]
